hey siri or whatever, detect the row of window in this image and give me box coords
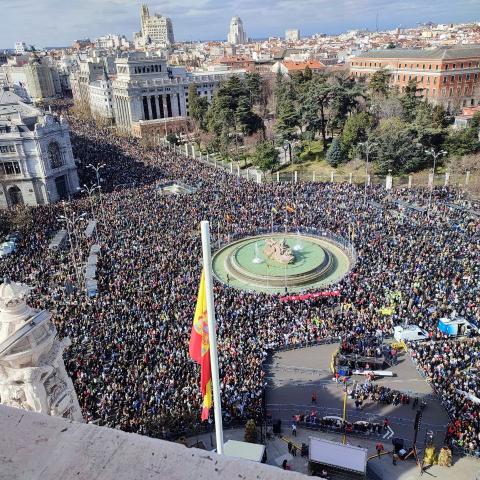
[0,161,21,176]
[134,64,162,74]
[390,73,479,83]
[353,60,480,70]
[0,145,16,154]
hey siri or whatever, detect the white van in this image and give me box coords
[394,325,429,342]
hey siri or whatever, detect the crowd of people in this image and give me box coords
[410,338,480,455]
[1,113,479,449]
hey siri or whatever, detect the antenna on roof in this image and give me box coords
[376,12,379,32]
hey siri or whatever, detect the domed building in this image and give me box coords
[0,278,82,421]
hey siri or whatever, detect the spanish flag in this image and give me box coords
[189,271,213,421]
[285,205,295,213]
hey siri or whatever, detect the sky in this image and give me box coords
[0,0,479,48]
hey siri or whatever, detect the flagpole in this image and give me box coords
[200,220,224,455]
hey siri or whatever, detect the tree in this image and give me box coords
[444,126,480,157]
[235,97,263,136]
[275,96,299,140]
[300,78,334,150]
[401,79,422,122]
[188,84,208,130]
[411,102,448,149]
[341,112,373,159]
[368,69,390,96]
[370,118,425,174]
[252,141,280,172]
[326,137,345,167]
[244,419,257,443]
[244,72,262,104]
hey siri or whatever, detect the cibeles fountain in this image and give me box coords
[212,230,356,294]
[0,278,83,421]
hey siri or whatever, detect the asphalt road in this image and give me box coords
[265,343,451,447]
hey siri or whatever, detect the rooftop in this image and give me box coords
[355,44,480,60]
[0,405,307,480]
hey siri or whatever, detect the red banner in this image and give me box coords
[279,290,340,302]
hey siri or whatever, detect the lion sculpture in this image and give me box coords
[263,238,295,264]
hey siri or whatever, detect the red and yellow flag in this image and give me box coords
[285,205,295,213]
[189,271,213,421]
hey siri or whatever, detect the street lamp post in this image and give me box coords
[81,184,100,242]
[359,140,377,206]
[425,148,447,216]
[58,208,87,287]
[87,163,106,224]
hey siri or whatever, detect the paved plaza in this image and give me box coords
[265,344,451,445]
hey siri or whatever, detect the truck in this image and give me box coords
[393,325,429,342]
[438,317,478,337]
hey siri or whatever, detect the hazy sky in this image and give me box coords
[1,0,479,48]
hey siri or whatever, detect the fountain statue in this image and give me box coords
[263,238,295,264]
[252,242,264,264]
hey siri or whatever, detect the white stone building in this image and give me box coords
[285,29,300,42]
[89,69,114,122]
[227,16,247,45]
[14,42,28,55]
[0,279,83,421]
[111,52,242,137]
[0,89,79,208]
[138,4,174,47]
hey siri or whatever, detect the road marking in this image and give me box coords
[382,426,394,440]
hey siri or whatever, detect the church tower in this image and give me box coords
[0,278,83,421]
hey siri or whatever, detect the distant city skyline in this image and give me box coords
[1,0,479,48]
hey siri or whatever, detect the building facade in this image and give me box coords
[0,279,83,421]
[349,45,480,111]
[2,57,62,103]
[285,29,300,42]
[111,53,241,137]
[228,16,247,45]
[139,4,174,46]
[89,69,114,122]
[0,89,79,208]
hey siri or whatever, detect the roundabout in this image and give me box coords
[212,230,355,294]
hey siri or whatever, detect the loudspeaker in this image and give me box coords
[273,419,282,434]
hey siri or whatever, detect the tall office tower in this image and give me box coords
[140,4,174,46]
[227,16,247,45]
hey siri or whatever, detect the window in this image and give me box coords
[445,64,449,70]
[0,145,15,154]
[0,161,20,175]
[48,142,63,169]
[461,63,464,68]
[467,73,470,81]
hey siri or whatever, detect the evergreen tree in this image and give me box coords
[326,137,344,167]
[252,141,280,172]
[368,69,390,96]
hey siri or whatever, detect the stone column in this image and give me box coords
[276,171,280,182]
[162,95,169,118]
[230,163,233,174]
[185,144,189,156]
[331,171,334,183]
[444,172,450,187]
[313,172,316,182]
[191,145,196,159]
[408,175,413,188]
[154,96,161,119]
[237,165,240,176]
[466,170,470,185]
[349,172,353,184]
[367,175,371,186]
[294,171,298,183]
[146,96,153,120]
[257,172,262,184]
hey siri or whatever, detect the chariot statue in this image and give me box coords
[263,238,295,264]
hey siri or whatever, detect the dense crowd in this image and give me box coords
[1,114,479,448]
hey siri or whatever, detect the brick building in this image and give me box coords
[349,45,480,111]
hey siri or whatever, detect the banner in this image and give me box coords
[280,290,340,302]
